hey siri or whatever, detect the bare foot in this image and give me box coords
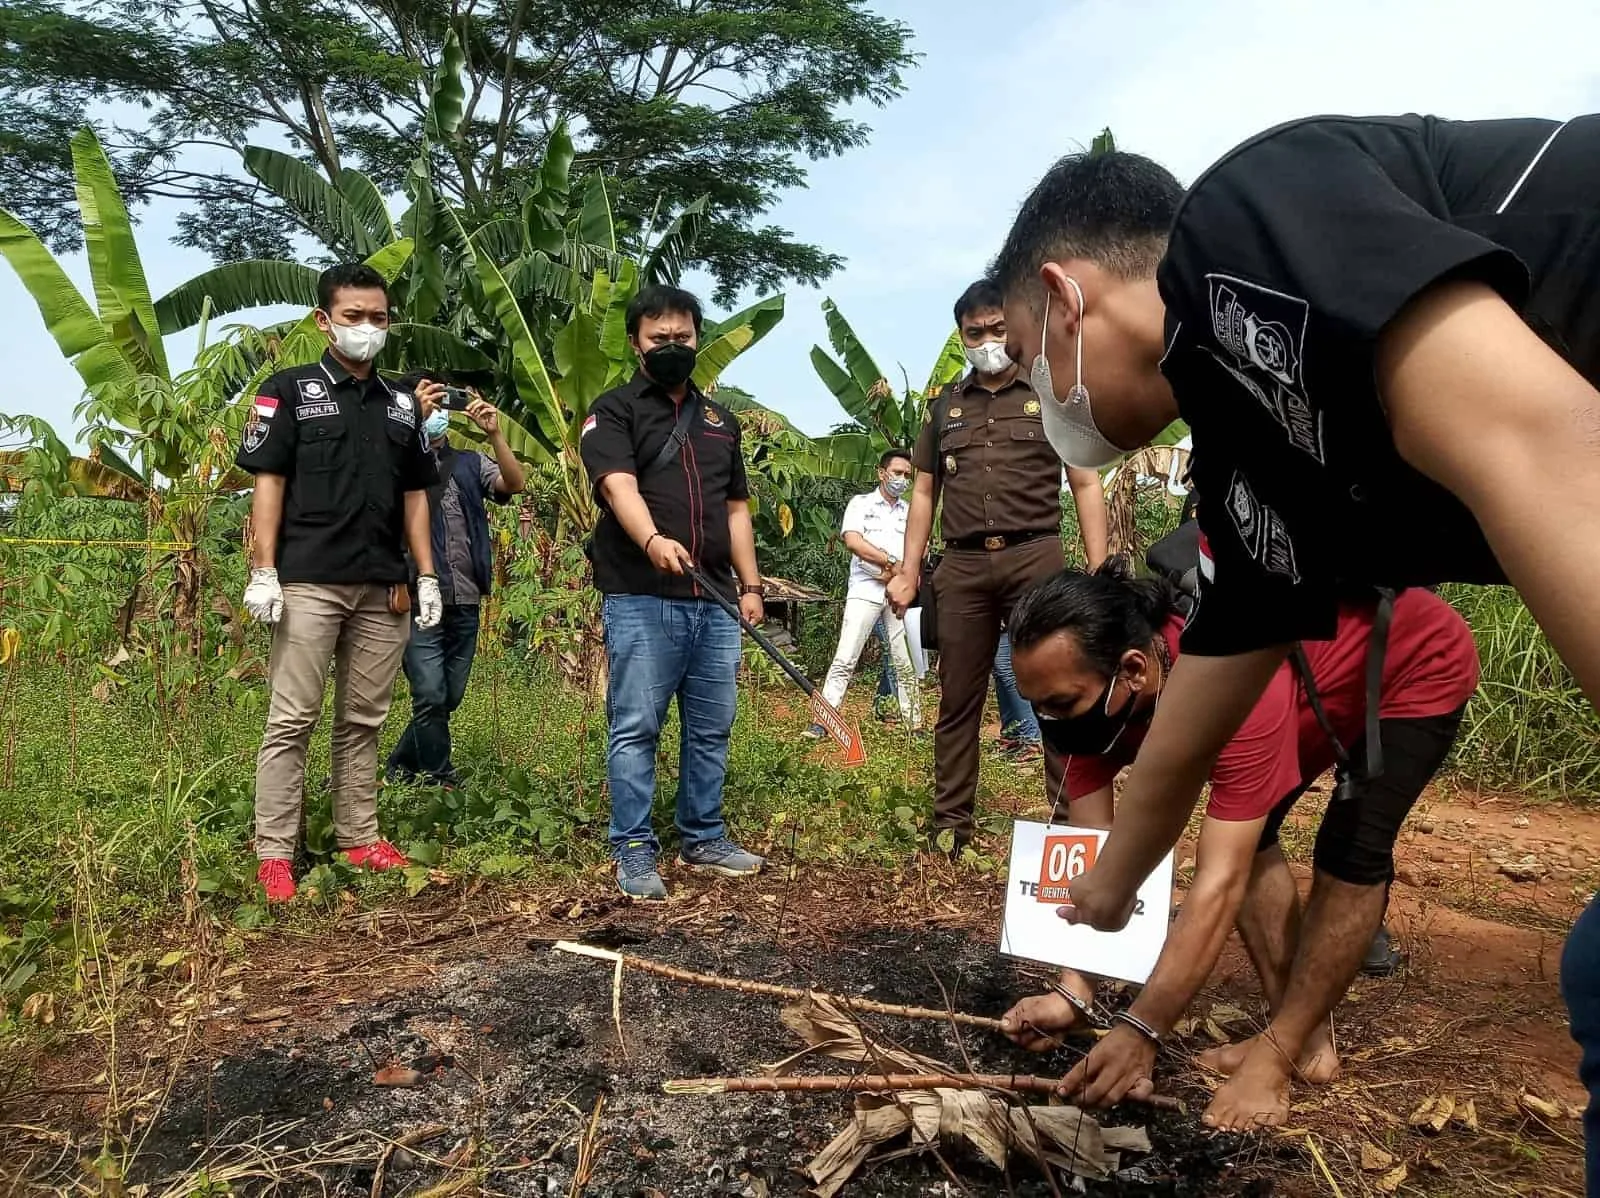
[1295,1023,1341,1084]
[1196,1026,1341,1083]
[1203,1044,1294,1132]
[1196,1039,1249,1076]
[999,972,1094,1050]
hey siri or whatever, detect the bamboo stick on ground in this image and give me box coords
[554,941,1007,1032]
[663,1072,1182,1112]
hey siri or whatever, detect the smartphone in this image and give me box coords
[441,385,473,410]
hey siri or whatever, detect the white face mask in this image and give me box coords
[1030,277,1124,469]
[325,318,388,363]
[963,339,1011,375]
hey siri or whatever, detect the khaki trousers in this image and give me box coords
[930,538,1067,834]
[253,583,410,860]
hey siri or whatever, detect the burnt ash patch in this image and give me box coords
[129,924,1281,1196]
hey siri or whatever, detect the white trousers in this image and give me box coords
[821,595,920,726]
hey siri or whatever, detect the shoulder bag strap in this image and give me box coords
[645,397,699,476]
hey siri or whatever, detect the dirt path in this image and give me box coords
[2,783,1592,1196]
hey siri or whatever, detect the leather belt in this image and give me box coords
[945,530,1057,552]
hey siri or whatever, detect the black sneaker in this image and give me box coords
[1359,924,1406,977]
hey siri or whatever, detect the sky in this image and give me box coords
[6,0,1600,446]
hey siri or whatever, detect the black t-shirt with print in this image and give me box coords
[1157,113,1600,656]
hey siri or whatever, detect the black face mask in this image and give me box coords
[642,342,697,388]
[1037,678,1146,758]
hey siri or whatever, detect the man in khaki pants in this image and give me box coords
[235,263,443,902]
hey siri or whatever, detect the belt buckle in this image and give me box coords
[984,535,1005,551]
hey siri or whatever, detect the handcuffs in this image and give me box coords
[1049,978,1107,1029]
[1048,980,1162,1044]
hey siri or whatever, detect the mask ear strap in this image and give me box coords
[1064,276,1087,397]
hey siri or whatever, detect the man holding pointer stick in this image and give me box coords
[580,284,765,901]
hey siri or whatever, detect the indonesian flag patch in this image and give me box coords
[253,395,279,420]
[580,414,597,437]
[1197,530,1215,582]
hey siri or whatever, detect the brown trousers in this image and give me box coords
[253,583,410,860]
[931,538,1067,833]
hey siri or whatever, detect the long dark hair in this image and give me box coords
[1009,558,1179,676]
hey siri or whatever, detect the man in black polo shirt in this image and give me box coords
[579,284,766,901]
[990,117,1600,1137]
[235,262,441,903]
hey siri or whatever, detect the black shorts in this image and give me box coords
[1257,708,1467,885]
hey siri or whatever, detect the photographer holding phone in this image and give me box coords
[385,371,525,786]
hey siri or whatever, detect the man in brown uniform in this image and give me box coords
[888,279,1105,849]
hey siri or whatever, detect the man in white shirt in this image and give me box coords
[806,449,922,737]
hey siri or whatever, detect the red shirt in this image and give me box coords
[1065,589,1479,821]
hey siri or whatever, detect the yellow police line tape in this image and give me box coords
[0,536,196,551]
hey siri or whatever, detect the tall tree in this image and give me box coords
[0,0,914,300]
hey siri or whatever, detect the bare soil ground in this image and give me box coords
[1,781,1593,1197]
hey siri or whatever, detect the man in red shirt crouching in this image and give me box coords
[997,562,1478,1131]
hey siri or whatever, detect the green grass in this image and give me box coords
[2,570,1595,1027]
[0,647,1054,1022]
[1443,584,1600,797]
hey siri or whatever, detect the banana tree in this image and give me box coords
[0,127,418,653]
[807,299,966,485]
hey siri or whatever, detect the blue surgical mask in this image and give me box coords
[884,476,911,498]
[424,410,449,440]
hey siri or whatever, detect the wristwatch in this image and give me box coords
[739,583,764,596]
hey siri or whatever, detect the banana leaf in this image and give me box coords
[598,260,639,369]
[153,260,320,334]
[552,309,610,436]
[922,329,967,397]
[703,292,785,348]
[336,170,397,246]
[577,173,616,254]
[70,129,167,379]
[425,26,467,141]
[383,324,496,377]
[541,120,575,200]
[244,146,382,258]
[641,195,708,286]
[448,206,562,461]
[809,344,868,424]
[0,450,149,501]
[0,209,115,364]
[820,298,885,399]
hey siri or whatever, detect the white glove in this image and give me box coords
[415,575,442,629]
[243,567,284,624]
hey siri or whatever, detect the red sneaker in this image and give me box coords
[344,840,410,872]
[257,858,297,903]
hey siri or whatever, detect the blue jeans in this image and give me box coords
[992,633,1040,742]
[1563,896,1600,1195]
[873,617,896,699]
[387,604,482,784]
[603,594,740,856]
